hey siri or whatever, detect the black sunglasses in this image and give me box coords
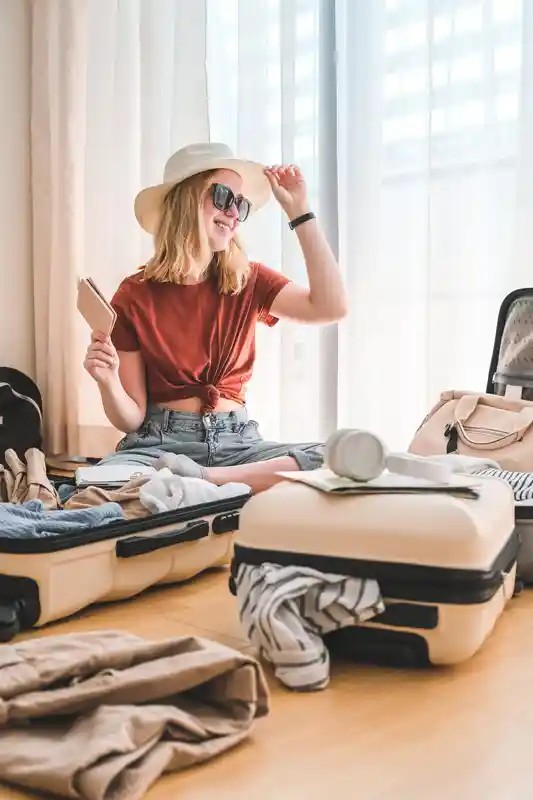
[211,183,251,223]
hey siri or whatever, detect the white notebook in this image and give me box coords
[75,464,156,488]
[276,467,481,498]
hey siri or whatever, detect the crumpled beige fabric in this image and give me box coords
[0,448,60,509]
[0,630,269,800]
[63,476,150,520]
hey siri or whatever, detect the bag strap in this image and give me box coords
[453,395,481,425]
[453,394,533,439]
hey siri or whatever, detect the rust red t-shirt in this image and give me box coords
[110,262,290,410]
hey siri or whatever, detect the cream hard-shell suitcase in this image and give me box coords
[486,287,533,583]
[0,492,250,641]
[230,475,517,667]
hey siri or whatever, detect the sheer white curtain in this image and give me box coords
[78,0,210,455]
[32,0,210,456]
[32,0,89,456]
[206,0,336,443]
[336,0,532,449]
[78,0,209,455]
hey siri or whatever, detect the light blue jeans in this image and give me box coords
[98,405,324,471]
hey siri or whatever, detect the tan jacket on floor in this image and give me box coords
[0,630,269,800]
[0,448,60,508]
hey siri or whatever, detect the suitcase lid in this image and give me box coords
[487,288,533,397]
[236,475,515,573]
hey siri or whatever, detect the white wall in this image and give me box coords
[0,0,34,376]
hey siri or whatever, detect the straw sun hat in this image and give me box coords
[134,142,271,234]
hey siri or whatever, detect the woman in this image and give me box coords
[84,142,347,493]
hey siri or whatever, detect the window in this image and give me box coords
[382,0,523,176]
[206,0,330,440]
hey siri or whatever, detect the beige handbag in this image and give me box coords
[408,390,533,471]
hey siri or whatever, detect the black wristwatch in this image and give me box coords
[288,212,316,230]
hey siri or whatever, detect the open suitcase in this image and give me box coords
[486,287,533,583]
[230,475,517,667]
[0,491,250,642]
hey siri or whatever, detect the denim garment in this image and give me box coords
[98,406,324,472]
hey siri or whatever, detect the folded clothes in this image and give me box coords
[0,500,124,538]
[61,470,249,518]
[471,467,533,501]
[63,476,150,520]
[411,455,533,502]
[425,453,501,474]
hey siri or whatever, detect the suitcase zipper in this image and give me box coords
[463,425,510,436]
[445,422,519,452]
[231,532,519,606]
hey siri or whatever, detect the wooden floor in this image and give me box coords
[2,568,533,800]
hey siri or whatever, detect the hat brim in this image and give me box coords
[134,157,271,234]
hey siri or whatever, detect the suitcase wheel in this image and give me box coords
[325,626,431,668]
[0,600,25,642]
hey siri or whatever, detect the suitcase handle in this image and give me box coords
[454,394,533,441]
[115,520,209,558]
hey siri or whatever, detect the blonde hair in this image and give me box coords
[143,170,250,294]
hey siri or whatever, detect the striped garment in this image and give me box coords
[235,562,384,691]
[473,468,533,501]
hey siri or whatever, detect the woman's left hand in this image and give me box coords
[265,164,309,220]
